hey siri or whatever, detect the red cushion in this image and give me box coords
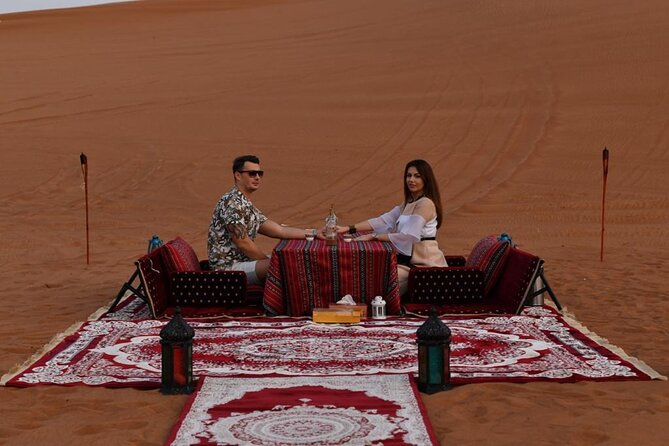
[136,249,170,317]
[487,247,541,314]
[465,235,510,295]
[161,237,202,273]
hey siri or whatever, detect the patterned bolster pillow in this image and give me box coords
[171,271,246,307]
[161,236,203,273]
[410,268,484,303]
[465,235,511,295]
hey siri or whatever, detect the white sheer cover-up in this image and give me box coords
[369,207,422,255]
[368,198,441,257]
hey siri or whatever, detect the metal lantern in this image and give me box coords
[371,296,387,319]
[147,234,164,253]
[416,309,451,393]
[160,307,195,394]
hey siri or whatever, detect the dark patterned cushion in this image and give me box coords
[171,271,246,306]
[465,235,510,295]
[161,236,202,273]
[407,267,484,303]
[403,302,509,316]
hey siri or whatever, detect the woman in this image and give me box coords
[337,159,447,295]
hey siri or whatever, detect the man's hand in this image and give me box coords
[260,220,312,240]
[354,233,376,241]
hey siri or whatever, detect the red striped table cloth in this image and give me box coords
[263,238,401,316]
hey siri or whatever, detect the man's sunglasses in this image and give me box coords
[238,170,265,178]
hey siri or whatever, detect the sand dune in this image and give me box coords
[1,0,668,444]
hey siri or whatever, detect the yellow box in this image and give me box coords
[328,304,368,318]
[312,307,362,324]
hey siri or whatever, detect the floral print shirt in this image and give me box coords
[207,185,268,269]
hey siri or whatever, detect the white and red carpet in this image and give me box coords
[3,305,661,387]
[166,374,437,446]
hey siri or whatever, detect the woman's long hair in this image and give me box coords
[403,159,443,228]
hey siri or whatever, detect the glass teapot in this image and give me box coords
[325,204,337,246]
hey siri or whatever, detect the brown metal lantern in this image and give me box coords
[160,307,195,394]
[416,309,452,393]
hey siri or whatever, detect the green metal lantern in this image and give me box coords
[416,309,452,393]
[160,307,195,394]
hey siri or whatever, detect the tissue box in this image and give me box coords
[328,304,368,318]
[312,307,362,323]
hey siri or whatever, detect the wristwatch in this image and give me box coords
[348,225,356,234]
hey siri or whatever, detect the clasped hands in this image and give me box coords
[314,225,376,241]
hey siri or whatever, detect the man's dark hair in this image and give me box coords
[232,155,260,173]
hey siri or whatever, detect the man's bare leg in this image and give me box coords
[255,258,271,282]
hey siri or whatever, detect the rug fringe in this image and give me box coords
[88,302,113,321]
[1,319,86,386]
[559,306,667,381]
[1,295,132,386]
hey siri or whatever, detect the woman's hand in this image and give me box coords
[336,225,349,234]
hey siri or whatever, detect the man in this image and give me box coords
[207,155,310,284]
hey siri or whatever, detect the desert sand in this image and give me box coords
[1,0,668,444]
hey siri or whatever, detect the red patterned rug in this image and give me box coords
[3,305,663,387]
[165,374,437,446]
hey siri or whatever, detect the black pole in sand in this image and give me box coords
[80,153,89,265]
[600,147,609,262]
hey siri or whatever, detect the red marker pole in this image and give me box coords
[600,147,609,262]
[80,153,90,265]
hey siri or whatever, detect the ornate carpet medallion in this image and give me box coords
[166,375,437,446]
[3,306,661,387]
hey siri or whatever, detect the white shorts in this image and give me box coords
[228,261,261,285]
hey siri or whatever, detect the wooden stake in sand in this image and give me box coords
[600,147,609,262]
[80,153,90,265]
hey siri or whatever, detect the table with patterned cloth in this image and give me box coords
[263,237,401,316]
